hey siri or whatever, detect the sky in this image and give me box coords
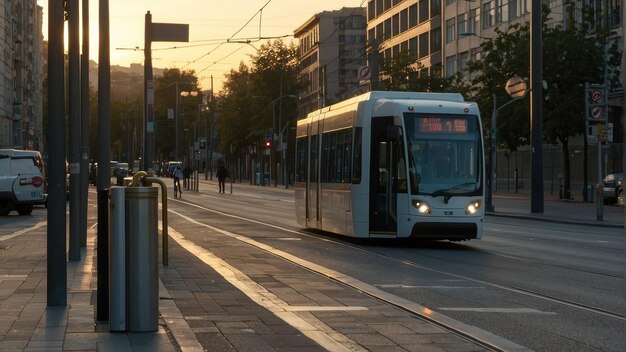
[37,0,366,92]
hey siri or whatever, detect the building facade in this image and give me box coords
[366,0,623,194]
[440,0,623,188]
[0,0,43,150]
[295,7,367,117]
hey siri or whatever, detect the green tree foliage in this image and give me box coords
[379,50,468,94]
[153,69,201,161]
[466,2,621,198]
[216,39,302,171]
[216,63,255,154]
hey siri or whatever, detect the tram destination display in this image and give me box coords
[417,116,468,133]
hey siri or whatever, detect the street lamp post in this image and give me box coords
[487,88,528,212]
[252,94,296,187]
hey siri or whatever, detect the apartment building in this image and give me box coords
[295,7,367,117]
[0,0,43,150]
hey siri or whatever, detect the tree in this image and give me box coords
[466,2,620,199]
[217,63,255,156]
[379,50,469,94]
[153,69,201,161]
[216,39,302,181]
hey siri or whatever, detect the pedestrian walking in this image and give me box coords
[216,163,228,193]
[173,165,183,197]
[183,165,192,190]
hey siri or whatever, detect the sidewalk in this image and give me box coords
[0,182,622,351]
[490,192,624,228]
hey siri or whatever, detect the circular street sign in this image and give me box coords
[505,76,527,98]
[590,106,603,120]
[591,90,603,104]
[358,66,371,80]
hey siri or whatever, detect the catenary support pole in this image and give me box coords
[97,0,111,321]
[47,0,67,307]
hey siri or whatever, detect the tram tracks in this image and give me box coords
[168,196,625,350]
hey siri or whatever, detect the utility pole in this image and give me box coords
[79,0,90,248]
[47,0,67,307]
[68,0,81,261]
[96,0,111,321]
[530,0,544,213]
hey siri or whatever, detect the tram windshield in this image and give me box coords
[403,113,482,197]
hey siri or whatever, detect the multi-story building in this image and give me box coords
[295,7,367,117]
[0,0,43,150]
[441,0,623,187]
[366,0,444,83]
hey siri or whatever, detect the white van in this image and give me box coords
[0,149,46,215]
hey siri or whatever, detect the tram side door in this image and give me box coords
[306,123,321,228]
[369,117,398,234]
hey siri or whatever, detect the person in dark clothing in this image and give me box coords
[216,164,227,193]
[183,165,192,190]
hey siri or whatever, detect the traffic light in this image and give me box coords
[264,138,271,149]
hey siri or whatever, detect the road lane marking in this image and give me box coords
[166,208,531,352]
[165,223,364,352]
[439,308,556,314]
[0,221,46,241]
[377,284,484,289]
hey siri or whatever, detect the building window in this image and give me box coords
[469,8,479,34]
[608,0,621,28]
[431,27,441,52]
[368,0,375,21]
[409,36,418,55]
[384,18,391,40]
[511,0,529,19]
[446,18,455,44]
[496,0,509,24]
[482,1,494,29]
[408,4,418,28]
[384,0,392,12]
[458,51,469,73]
[419,32,429,58]
[457,13,467,36]
[446,55,457,77]
[446,0,456,5]
[392,13,400,36]
[419,0,430,23]
[376,0,384,17]
[400,9,408,32]
[431,0,441,16]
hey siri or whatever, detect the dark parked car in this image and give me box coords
[602,172,623,205]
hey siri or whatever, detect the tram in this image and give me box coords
[295,91,485,241]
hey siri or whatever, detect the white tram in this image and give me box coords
[295,91,485,241]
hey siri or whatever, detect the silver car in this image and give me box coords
[0,149,46,215]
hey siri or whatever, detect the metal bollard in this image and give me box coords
[125,185,159,332]
[109,187,126,331]
[596,183,603,221]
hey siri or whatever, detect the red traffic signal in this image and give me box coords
[264,139,271,149]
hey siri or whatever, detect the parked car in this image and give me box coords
[602,172,623,205]
[0,149,46,215]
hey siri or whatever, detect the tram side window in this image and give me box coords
[296,137,307,182]
[310,134,318,182]
[352,127,362,184]
[321,129,352,183]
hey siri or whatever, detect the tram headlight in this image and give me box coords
[465,200,481,214]
[412,200,431,214]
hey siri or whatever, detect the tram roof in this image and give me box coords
[299,91,470,125]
